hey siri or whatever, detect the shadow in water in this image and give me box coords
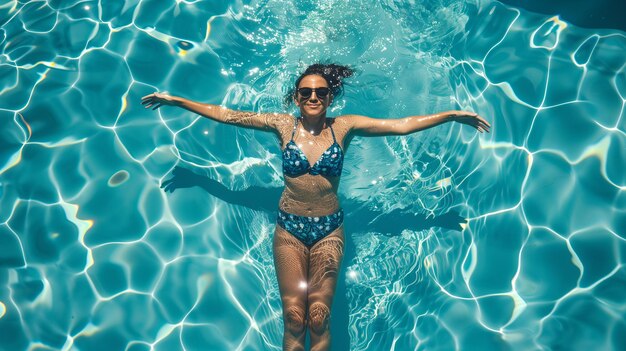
[161,166,466,349]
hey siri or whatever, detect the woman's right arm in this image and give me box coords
[141,92,289,132]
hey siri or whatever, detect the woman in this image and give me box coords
[142,63,490,351]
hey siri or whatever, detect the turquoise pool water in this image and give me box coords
[1,0,625,350]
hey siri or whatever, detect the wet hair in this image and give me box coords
[284,63,354,106]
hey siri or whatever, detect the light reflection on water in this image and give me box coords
[0,0,624,350]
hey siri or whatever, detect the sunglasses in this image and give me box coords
[297,87,331,99]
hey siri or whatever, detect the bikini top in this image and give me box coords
[282,117,344,177]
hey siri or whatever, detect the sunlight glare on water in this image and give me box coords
[0,0,625,350]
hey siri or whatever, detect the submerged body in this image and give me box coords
[142,65,490,350]
[279,116,346,246]
[270,111,354,350]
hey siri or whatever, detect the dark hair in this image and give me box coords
[284,63,354,106]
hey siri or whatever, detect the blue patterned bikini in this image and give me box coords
[278,117,344,247]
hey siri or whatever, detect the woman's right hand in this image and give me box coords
[141,92,179,110]
[448,111,491,133]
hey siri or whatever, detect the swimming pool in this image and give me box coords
[1,0,624,350]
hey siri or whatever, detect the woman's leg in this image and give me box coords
[307,226,345,351]
[274,225,310,351]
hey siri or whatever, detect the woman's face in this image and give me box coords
[295,74,333,118]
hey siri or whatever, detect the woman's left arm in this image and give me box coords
[344,111,491,137]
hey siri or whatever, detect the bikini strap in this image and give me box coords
[292,117,336,142]
[290,117,298,141]
[328,118,337,142]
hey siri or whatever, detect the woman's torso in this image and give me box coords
[277,116,351,216]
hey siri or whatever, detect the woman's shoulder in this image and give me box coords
[267,112,295,120]
[267,113,296,136]
[335,114,362,123]
[333,115,360,127]
[333,115,352,122]
[266,112,295,126]
[329,115,355,136]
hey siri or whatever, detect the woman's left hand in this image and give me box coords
[449,111,491,133]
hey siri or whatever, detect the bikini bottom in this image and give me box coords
[277,209,344,247]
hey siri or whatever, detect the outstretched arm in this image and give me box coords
[345,111,491,137]
[141,92,288,132]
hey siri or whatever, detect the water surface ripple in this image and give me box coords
[0,0,624,350]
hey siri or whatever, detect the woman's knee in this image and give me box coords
[308,301,330,335]
[285,305,307,335]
